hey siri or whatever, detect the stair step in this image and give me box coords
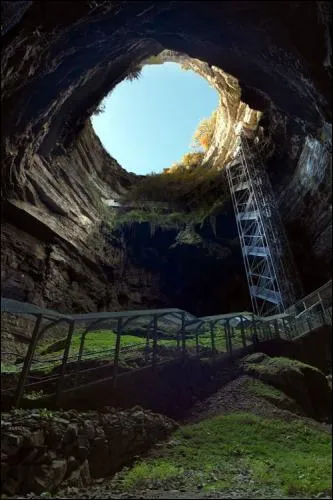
[234,181,250,192]
[237,211,259,221]
[250,286,282,304]
[244,246,269,257]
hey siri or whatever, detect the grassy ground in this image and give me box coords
[242,378,304,415]
[111,412,332,498]
[1,325,251,375]
[31,330,149,373]
[242,354,323,378]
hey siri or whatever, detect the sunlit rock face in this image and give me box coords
[156,50,261,168]
[1,1,331,313]
[277,127,332,291]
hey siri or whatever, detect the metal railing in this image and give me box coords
[1,281,331,408]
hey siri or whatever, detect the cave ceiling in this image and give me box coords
[1,1,331,195]
[1,1,331,314]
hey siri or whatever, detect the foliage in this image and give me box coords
[34,330,147,373]
[120,164,228,217]
[92,102,105,116]
[164,152,205,174]
[113,162,229,248]
[113,413,332,496]
[170,225,203,247]
[243,355,322,378]
[192,110,217,151]
[25,389,45,400]
[38,408,54,418]
[244,378,295,403]
[125,65,142,82]
[1,362,19,373]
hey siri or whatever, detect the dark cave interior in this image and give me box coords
[1,1,332,315]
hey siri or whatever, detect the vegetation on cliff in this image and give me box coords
[108,109,226,245]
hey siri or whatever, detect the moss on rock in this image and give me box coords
[242,353,332,421]
[244,378,305,416]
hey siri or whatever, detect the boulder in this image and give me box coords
[243,353,332,421]
[25,459,68,494]
[1,406,178,495]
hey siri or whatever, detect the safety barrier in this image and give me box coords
[1,280,331,408]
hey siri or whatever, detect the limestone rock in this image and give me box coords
[0,406,178,495]
[243,354,332,420]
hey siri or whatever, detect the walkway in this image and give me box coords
[1,279,331,408]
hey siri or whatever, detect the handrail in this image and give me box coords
[1,281,331,407]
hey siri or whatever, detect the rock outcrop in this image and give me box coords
[1,406,177,496]
[242,353,332,421]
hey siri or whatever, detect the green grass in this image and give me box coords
[21,330,150,374]
[114,164,230,238]
[244,378,287,400]
[36,330,145,357]
[243,355,322,377]
[183,325,250,352]
[114,413,332,497]
[243,378,303,415]
[1,325,252,376]
[1,361,19,373]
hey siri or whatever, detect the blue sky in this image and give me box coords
[91,62,218,175]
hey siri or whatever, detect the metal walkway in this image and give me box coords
[1,281,331,409]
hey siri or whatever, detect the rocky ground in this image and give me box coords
[1,407,177,497]
[2,353,331,499]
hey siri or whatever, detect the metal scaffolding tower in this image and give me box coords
[226,133,300,316]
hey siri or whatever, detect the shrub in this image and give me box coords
[126,66,142,81]
[92,102,105,116]
[192,110,217,151]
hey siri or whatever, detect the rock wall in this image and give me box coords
[156,50,261,167]
[1,1,331,318]
[1,406,177,496]
[277,127,332,292]
[1,121,165,313]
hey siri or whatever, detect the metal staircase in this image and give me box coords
[226,133,300,316]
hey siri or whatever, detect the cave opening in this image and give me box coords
[1,1,331,316]
[91,57,219,176]
[85,50,263,315]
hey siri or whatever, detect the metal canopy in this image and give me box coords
[1,298,198,334]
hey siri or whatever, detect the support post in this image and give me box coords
[240,318,246,347]
[224,320,232,354]
[318,294,329,325]
[56,320,75,406]
[306,312,313,333]
[176,327,180,351]
[252,315,258,345]
[74,328,88,388]
[195,327,200,357]
[112,317,123,388]
[229,323,233,355]
[267,322,273,339]
[181,313,186,362]
[210,322,216,364]
[224,321,229,353]
[14,314,43,408]
[281,317,291,340]
[145,325,151,364]
[152,316,158,372]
